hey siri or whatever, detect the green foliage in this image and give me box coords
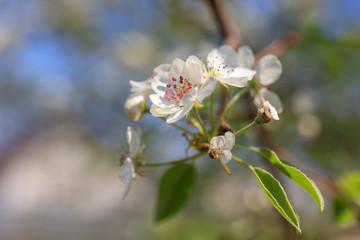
[256,147,324,213]
[332,196,357,226]
[339,171,360,205]
[155,164,196,222]
[250,167,301,232]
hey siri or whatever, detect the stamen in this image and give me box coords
[172,77,176,81]
[172,92,177,99]
[165,91,169,95]
[166,84,171,88]
[173,84,177,89]
[166,96,171,101]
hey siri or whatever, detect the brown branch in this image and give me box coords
[255,31,301,61]
[206,0,240,49]
[206,0,241,116]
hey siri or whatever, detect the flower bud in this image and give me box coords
[256,99,280,123]
[124,93,147,122]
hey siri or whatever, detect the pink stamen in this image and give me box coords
[172,92,177,99]
[165,91,169,95]
[166,96,171,101]
[184,79,188,83]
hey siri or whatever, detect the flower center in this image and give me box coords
[208,147,223,159]
[165,75,193,101]
[203,61,228,80]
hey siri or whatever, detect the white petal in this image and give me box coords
[263,101,280,121]
[256,54,282,86]
[180,88,198,105]
[182,55,203,86]
[219,67,256,88]
[170,58,185,77]
[120,157,136,201]
[220,150,232,164]
[222,131,235,150]
[129,79,152,94]
[197,77,216,103]
[149,94,173,107]
[166,102,194,123]
[207,45,237,67]
[210,135,225,148]
[153,105,179,115]
[151,75,169,95]
[127,126,142,157]
[237,45,255,69]
[153,63,171,76]
[258,88,283,113]
[149,105,171,117]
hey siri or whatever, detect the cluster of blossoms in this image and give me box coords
[122,44,282,197]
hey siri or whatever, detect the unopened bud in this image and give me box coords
[256,99,280,124]
[124,93,147,122]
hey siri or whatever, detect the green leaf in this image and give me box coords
[256,147,325,213]
[251,167,301,232]
[155,163,196,222]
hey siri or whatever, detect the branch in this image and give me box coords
[206,0,240,48]
[255,31,300,61]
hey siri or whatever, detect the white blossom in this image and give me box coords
[203,45,256,88]
[237,46,283,113]
[119,126,142,201]
[149,56,216,123]
[208,131,235,164]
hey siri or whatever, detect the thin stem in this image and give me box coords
[193,107,209,139]
[210,94,215,129]
[234,120,258,136]
[232,155,252,170]
[212,86,250,136]
[139,151,206,167]
[235,143,258,152]
[160,118,196,137]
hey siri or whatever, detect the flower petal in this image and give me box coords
[120,157,136,201]
[149,93,173,107]
[207,45,237,67]
[127,126,141,157]
[129,79,152,94]
[182,55,203,86]
[166,102,194,123]
[197,76,216,103]
[170,58,185,77]
[256,54,282,86]
[254,88,283,113]
[210,135,225,148]
[153,63,171,76]
[220,150,232,164]
[263,100,280,120]
[219,67,256,88]
[237,45,255,69]
[222,131,235,150]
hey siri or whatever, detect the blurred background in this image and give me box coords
[0,0,359,239]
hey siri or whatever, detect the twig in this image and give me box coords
[255,31,300,61]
